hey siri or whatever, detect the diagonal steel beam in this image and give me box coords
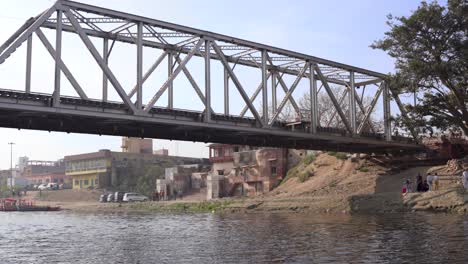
[347,84,375,133]
[173,56,215,113]
[357,83,383,134]
[64,8,138,113]
[0,6,57,65]
[326,90,348,127]
[35,29,88,100]
[212,41,263,126]
[238,72,271,118]
[276,73,304,119]
[391,88,420,143]
[269,64,308,125]
[314,63,352,134]
[265,54,303,119]
[128,51,168,98]
[143,39,203,112]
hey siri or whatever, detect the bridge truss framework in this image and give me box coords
[0,0,421,154]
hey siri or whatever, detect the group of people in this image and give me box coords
[403,169,468,194]
[402,173,440,194]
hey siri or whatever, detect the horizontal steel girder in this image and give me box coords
[0,90,423,154]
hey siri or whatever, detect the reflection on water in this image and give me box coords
[0,211,468,263]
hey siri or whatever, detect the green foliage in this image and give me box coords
[298,171,314,183]
[357,166,369,173]
[136,165,164,196]
[127,200,233,213]
[372,1,468,135]
[328,152,347,160]
[303,154,316,165]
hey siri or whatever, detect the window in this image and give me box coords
[75,180,79,186]
[270,160,277,176]
[95,179,99,185]
[84,180,89,185]
[217,170,224,176]
[234,146,239,152]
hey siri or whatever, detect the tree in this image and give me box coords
[299,86,379,132]
[136,165,164,196]
[372,0,468,135]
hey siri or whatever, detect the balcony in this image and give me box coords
[209,156,234,163]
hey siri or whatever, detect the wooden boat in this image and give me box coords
[0,198,61,212]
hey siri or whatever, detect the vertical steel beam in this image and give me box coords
[143,39,202,112]
[168,52,174,109]
[53,9,63,107]
[383,82,392,141]
[224,69,229,115]
[35,28,88,100]
[269,64,308,125]
[204,39,211,122]
[309,63,318,133]
[261,50,268,123]
[349,71,357,134]
[102,38,108,102]
[136,22,143,110]
[25,35,32,93]
[271,71,277,112]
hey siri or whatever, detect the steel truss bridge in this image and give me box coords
[0,0,422,154]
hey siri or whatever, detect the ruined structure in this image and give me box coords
[208,144,287,198]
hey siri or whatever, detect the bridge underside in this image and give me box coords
[0,90,423,154]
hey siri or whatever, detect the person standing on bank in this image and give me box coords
[433,173,440,191]
[462,168,468,190]
[426,173,434,191]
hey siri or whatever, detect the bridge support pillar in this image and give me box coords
[168,52,174,109]
[25,35,32,94]
[136,22,143,110]
[271,71,277,112]
[53,9,62,107]
[349,71,357,135]
[383,82,392,141]
[204,39,211,123]
[261,50,268,124]
[224,68,229,115]
[102,38,108,102]
[309,63,318,134]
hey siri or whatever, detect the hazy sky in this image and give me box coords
[0,0,438,169]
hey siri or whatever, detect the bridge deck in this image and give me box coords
[0,89,423,154]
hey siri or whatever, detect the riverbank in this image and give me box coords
[28,153,467,214]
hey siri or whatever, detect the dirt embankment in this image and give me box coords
[28,154,468,214]
[233,153,468,214]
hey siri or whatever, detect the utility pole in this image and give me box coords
[8,142,14,190]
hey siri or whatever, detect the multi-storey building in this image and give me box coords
[208,144,287,197]
[65,149,209,190]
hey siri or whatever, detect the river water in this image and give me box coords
[0,211,467,263]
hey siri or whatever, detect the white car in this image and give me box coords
[37,184,48,191]
[122,193,149,202]
[46,183,58,190]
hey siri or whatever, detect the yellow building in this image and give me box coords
[65,150,111,190]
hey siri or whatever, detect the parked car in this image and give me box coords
[114,192,125,202]
[107,193,114,202]
[99,194,108,203]
[123,193,148,202]
[46,183,58,190]
[37,184,48,191]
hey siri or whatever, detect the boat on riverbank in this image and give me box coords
[0,198,61,212]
